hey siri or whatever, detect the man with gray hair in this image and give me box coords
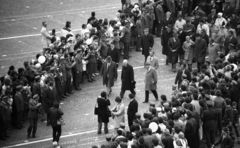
[120,60,136,98]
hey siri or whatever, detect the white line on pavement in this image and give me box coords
[0,4,121,22]
[3,128,113,148]
[0,6,119,41]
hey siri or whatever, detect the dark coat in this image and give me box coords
[224,36,238,54]
[223,106,233,125]
[121,64,134,91]
[127,99,138,118]
[109,48,120,64]
[101,61,117,87]
[141,34,154,57]
[14,92,24,112]
[43,87,54,113]
[49,108,63,127]
[207,14,217,24]
[178,31,187,55]
[202,108,217,131]
[161,30,173,55]
[195,38,207,63]
[223,5,234,19]
[175,69,191,86]
[202,34,209,46]
[28,99,39,119]
[162,135,174,148]
[97,97,110,123]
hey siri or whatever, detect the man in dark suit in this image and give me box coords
[202,102,217,148]
[224,30,238,55]
[141,28,154,63]
[120,60,135,98]
[175,63,191,88]
[223,2,235,19]
[127,94,138,128]
[101,56,118,96]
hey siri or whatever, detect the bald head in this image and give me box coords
[123,60,128,66]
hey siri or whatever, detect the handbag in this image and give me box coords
[94,103,98,115]
[57,109,65,125]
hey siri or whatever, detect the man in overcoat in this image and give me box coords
[127,94,138,128]
[155,0,165,37]
[120,60,135,98]
[194,33,207,72]
[101,56,118,96]
[161,25,173,65]
[143,62,158,103]
[13,85,24,129]
[141,28,154,63]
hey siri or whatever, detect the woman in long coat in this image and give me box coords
[161,25,173,65]
[97,91,110,134]
[111,97,125,134]
[182,36,195,71]
[168,32,181,72]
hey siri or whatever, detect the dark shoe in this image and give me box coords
[91,79,96,81]
[88,79,93,82]
[97,132,102,135]
[32,135,36,138]
[105,132,109,134]
[142,101,148,103]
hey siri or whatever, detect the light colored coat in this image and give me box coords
[40,27,51,48]
[208,43,220,64]
[112,102,125,128]
[146,56,159,69]
[145,67,158,91]
[183,40,195,64]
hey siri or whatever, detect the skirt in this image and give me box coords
[87,63,97,74]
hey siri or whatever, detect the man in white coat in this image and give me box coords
[40,21,52,51]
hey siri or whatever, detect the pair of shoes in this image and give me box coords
[142,101,148,103]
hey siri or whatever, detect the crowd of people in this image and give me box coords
[1,0,240,147]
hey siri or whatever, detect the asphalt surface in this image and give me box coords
[0,0,178,148]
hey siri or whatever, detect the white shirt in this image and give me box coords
[174,19,186,31]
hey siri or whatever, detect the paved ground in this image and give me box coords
[0,0,179,148]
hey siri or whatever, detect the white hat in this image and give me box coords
[218,12,223,17]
